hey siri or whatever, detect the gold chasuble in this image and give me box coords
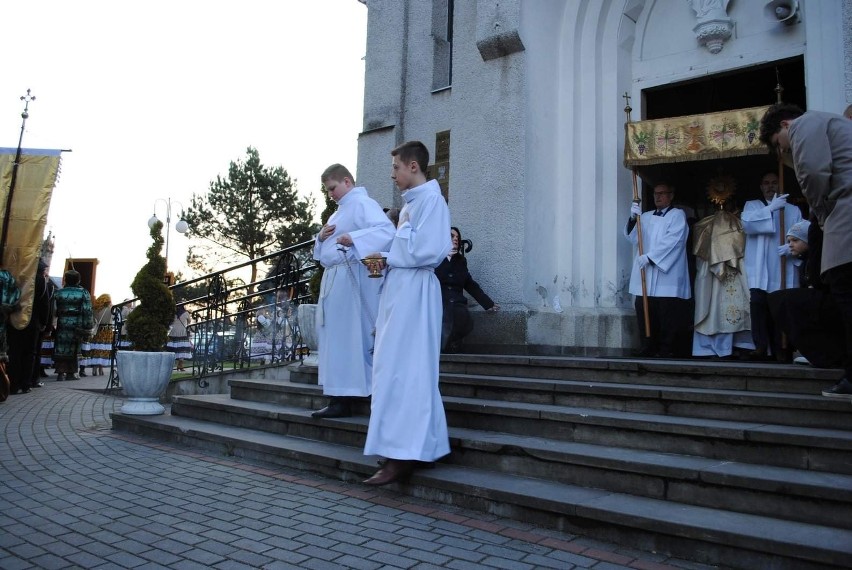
[624,106,770,167]
[0,148,62,329]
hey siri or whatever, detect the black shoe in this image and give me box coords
[311,397,352,418]
[79,370,88,377]
[821,379,852,399]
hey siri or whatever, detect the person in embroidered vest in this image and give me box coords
[624,182,692,358]
[312,163,395,419]
[741,171,802,361]
[362,141,453,485]
[88,294,114,376]
[53,270,94,381]
[760,103,852,398]
[0,266,22,399]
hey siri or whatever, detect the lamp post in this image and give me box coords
[148,198,189,271]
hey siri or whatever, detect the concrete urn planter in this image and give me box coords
[116,351,175,415]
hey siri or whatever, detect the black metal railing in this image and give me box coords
[106,239,317,391]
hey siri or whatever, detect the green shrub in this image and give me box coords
[127,221,175,351]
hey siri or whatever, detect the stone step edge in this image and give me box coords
[171,393,852,503]
[222,380,852,449]
[438,373,846,411]
[110,411,852,568]
[440,354,843,380]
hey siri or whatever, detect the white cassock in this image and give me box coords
[624,208,691,299]
[314,186,395,397]
[364,179,452,462]
[741,200,801,292]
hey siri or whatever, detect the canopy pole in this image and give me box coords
[624,93,651,338]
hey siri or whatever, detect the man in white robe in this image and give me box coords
[741,171,801,360]
[312,164,395,418]
[362,141,452,486]
[624,183,692,357]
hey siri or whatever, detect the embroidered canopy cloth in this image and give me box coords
[624,105,770,166]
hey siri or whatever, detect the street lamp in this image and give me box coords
[148,198,189,271]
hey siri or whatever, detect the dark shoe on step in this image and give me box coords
[821,378,852,399]
[311,397,352,419]
[362,459,414,486]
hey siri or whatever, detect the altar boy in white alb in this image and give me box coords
[312,164,395,418]
[362,141,453,486]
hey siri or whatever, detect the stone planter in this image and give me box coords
[116,350,175,415]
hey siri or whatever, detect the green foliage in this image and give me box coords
[309,184,339,302]
[183,147,319,287]
[127,221,176,351]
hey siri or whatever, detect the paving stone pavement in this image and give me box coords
[0,377,721,570]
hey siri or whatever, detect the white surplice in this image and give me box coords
[314,186,395,397]
[741,200,801,292]
[364,179,453,462]
[624,207,692,299]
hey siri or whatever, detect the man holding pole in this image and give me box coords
[624,182,692,357]
[741,171,801,361]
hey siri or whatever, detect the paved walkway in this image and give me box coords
[0,376,719,570]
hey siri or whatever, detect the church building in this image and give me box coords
[354,0,852,355]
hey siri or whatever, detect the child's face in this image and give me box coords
[391,155,415,191]
[787,236,808,257]
[323,176,350,203]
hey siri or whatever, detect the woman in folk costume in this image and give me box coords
[0,267,22,399]
[88,294,114,376]
[166,305,192,371]
[53,270,94,381]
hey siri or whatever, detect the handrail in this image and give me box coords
[106,239,318,391]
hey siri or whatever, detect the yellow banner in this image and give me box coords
[0,149,61,329]
[624,106,770,167]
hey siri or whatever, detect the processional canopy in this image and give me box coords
[624,105,770,167]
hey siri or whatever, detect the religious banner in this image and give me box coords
[624,105,770,167]
[0,148,62,329]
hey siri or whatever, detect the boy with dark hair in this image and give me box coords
[760,103,852,397]
[362,141,453,485]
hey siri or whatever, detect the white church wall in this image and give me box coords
[356,0,851,355]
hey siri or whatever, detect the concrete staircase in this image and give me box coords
[111,355,852,569]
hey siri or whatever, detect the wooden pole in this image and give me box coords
[624,92,651,338]
[632,169,652,338]
[775,68,788,351]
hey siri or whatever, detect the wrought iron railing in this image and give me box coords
[106,239,317,391]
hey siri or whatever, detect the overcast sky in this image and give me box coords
[1,0,367,301]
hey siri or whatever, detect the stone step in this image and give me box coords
[225,379,852,474]
[438,372,852,429]
[111,410,852,570]
[166,393,852,528]
[440,354,842,394]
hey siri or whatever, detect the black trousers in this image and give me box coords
[634,296,692,357]
[441,301,473,352]
[824,262,852,380]
[750,288,783,356]
[6,320,40,391]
